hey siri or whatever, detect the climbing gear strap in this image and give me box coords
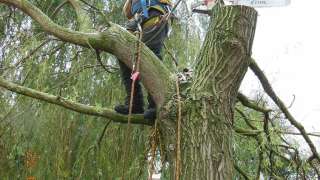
[131,0,172,18]
[143,0,183,45]
[142,16,161,28]
[160,0,172,4]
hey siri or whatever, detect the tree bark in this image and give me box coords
[160,5,257,179]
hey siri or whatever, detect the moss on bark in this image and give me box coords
[159,5,258,179]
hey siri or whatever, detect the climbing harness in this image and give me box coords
[143,0,183,45]
[131,0,172,18]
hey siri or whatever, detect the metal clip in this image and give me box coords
[137,22,142,33]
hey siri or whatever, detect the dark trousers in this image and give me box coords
[118,11,169,108]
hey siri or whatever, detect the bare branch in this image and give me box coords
[250,59,320,164]
[234,164,250,180]
[237,92,271,113]
[0,77,151,125]
[235,108,257,129]
[275,131,320,138]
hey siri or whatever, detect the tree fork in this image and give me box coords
[159,5,257,179]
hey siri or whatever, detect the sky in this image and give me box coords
[239,0,320,152]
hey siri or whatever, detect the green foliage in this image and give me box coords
[233,99,316,179]
[1,0,317,179]
[0,0,146,179]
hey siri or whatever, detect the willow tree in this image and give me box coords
[1,0,319,179]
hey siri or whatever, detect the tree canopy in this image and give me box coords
[0,0,319,179]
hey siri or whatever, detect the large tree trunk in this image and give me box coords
[160,5,257,179]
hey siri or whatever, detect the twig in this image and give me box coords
[97,120,111,148]
[288,95,296,109]
[95,50,114,73]
[51,0,68,18]
[79,0,101,12]
[235,108,256,130]
[164,43,178,66]
[234,164,250,180]
[275,131,320,138]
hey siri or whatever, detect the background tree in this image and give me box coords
[0,0,319,179]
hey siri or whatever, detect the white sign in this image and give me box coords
[228,0,290,8]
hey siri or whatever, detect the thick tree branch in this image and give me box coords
[237,92,271,113]
[0,0,174,107]
[249,59,320,163]
[0,77,152,125]
[234,127,262,136]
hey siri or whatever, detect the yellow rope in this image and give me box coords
[148,126,158,180]
[175,75,182,180]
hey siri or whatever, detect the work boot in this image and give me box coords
[114,68,144,114]
[144,95,157,122]
[114,81,144,114]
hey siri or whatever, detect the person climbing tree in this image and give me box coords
[114,0,172,121]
